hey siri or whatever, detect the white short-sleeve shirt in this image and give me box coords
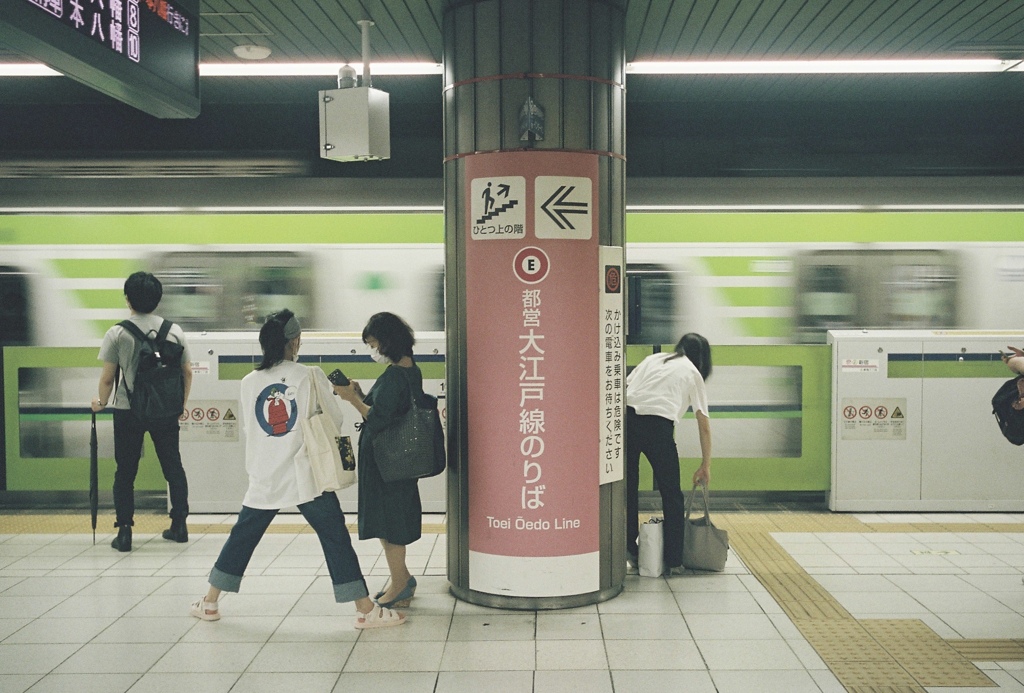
[626,352,709,422]
[239,362,345,509]
[97,313,190,410]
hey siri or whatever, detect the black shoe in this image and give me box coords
[111,525,132,552]
[162,518,188,543]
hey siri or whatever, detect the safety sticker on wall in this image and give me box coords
[840,398,906,440]
[179,400,239,442]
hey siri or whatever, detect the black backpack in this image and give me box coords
[117,320,186,423]
[991,375,1024,446]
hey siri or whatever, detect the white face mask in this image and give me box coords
[368,345,390,364]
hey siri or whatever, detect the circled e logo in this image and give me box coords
[513,246,550,285]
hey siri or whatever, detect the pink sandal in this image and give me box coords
[354,605,406,629]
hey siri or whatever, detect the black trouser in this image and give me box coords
[112,409,189,527]
[626,407,686,568]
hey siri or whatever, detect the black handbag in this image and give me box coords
[992,375,1024,446]
[372,373,446,483]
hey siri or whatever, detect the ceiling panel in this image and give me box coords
[1,0,1023,178]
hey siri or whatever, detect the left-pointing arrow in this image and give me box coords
[540,185,588,230]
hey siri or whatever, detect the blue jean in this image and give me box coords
[626,407,686,568]
[209,492,369,603]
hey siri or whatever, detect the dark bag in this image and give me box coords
[372,371,446,483]
[117,320,186,423]
[992,375,1024,446]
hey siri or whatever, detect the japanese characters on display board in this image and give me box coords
[25,0,191,64]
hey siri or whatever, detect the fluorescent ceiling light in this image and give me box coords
[4,58,1022,78]
[0,63,62,76]
[199,62,442,76]
[627,59,1016,74]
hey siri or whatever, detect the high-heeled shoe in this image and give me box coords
[377,576,416,609]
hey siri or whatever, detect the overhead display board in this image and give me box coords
[1,0,200,118]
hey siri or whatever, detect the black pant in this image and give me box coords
[626,407,686,568]
[112,409,189,527]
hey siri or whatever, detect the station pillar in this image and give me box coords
[443,0,627,608]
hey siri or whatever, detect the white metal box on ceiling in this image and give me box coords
[318,86,390,162]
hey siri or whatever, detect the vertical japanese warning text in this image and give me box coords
[599,247,624,484]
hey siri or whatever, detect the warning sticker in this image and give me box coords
[180,399,239,442]
[840,398,907,440]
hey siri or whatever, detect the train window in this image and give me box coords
[17,367,114,460]
[626,263,683,345]
[0,266,31,347]
[795,250,961,340]
[242,264,313,329]
[795,263,856,342]
[151,252,313,331]
[678,365,803,459]
[430,267,446,332]
[885,263,958,328]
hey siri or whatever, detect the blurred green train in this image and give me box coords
[1,207,1022,494]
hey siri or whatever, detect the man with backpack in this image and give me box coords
[91,272,192,552]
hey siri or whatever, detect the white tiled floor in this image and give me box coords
[0,513,1021,693]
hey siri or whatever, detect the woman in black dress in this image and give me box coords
[335,312,421,608]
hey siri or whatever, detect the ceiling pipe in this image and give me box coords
[358,19,374,87]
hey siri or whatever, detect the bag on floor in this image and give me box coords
[303,370,355,492]
[682,483,729,572]
[638,517,664,577]
[992,375,1024,446]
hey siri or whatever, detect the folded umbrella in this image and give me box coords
[90,411,98,545]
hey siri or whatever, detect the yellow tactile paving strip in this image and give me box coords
[3,510,1022,690]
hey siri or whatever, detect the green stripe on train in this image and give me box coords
[91,320,116,338]
[735,317,791,338]
[629,212,1024,243]
[0,211,1021,244]
[718,287,792,307]
[0,214,445,244]
[701,257,789,276]
[73,289,127,309]
[50,258,142,278]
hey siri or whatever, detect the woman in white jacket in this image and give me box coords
[190,310,404,629]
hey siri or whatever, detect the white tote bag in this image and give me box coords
[301,370,355,492]
[638,517,665,577]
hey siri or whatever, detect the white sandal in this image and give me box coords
[190,597,220,621]
[354,605,405,630]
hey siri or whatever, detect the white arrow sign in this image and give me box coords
[534,176,593,239]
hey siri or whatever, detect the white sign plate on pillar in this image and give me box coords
[470,176,526,239]
[534,176,593,239]
[599,246,624,484]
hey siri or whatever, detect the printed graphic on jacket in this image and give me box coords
[255,384,298,436]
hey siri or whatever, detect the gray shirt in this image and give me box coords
[97,314,191,410]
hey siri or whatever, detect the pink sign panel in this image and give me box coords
[465,151,601,595]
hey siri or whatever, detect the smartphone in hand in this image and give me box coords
[328,368,350,386]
